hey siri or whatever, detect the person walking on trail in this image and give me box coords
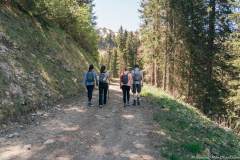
[120,67,132,107]
[98,65,109,108]
[84,64,98,107]
[131,64,143,106]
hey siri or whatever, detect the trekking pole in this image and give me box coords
[108,77,110,102]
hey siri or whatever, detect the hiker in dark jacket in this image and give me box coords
[98,65,109,108]
[84,64,98,106]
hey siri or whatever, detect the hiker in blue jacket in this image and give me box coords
[84,64,98,106]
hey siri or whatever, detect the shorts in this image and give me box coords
[132,84,141,94]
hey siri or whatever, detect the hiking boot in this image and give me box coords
[133,100,136,106]
[137,98,140,105]
[99,105,103,108]
[123,103,126,107]
[127,101,130,106]
[88,102,92,107]
[137,100,140,105]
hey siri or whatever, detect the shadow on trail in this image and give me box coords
[0,83,161,160]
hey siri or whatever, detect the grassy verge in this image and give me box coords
[142,86,240,160]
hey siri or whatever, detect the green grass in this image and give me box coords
[142,86,240,159]
[0,7,98,123]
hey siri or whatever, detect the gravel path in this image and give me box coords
[0,83,163,160]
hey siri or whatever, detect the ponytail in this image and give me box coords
[88,64,94,72]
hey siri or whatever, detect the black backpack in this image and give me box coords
[99,72,107,83]
[121,73,129,85]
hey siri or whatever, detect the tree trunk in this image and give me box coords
[107,49,112,70]
[207,0,216,80]
[163,30,168,90]
[152,59,155,85]
[154,59,158,86]
[169,52,175,94]
[156,62,161,87]
[163,51,168,90]
[203,0,216,113]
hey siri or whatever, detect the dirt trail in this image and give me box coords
[0,82,163,160]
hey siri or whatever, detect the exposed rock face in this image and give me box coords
[9,83,23,97]
[0,62,13,80]
[0,8,93,123]
[0,32,14,55]
[0,45,8,54]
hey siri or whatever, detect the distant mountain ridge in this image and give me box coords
[97,27,117,38]
[97,27,116,50]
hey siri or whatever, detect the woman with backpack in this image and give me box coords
[120,67,132,107]
[98,65,109,108]
[84,64,98,107]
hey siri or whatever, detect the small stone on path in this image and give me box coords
[24,144,32,150]
[7,132,20,138]
[44,139,56,145]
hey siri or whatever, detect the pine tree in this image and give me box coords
[111,49,119,77]
[140,0,238,127]
[76,0,97,25]
[125,32,140,69]
[116,26,128,70]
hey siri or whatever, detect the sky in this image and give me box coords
[94,0,141,32]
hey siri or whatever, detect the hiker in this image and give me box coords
[98,65,109,108]
[84,64,98,106]
[120,67,132,107]
[131,64,143,106]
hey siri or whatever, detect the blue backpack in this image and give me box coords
[86,72,94,83]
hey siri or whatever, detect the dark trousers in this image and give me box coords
[122,85,130,104]
[87,85,94,102]
[99,83,108,105]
